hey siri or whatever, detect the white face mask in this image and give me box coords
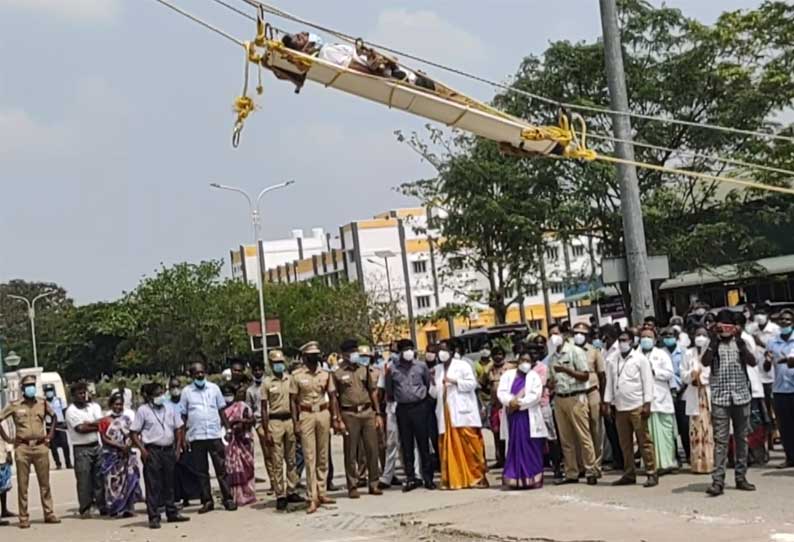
[619,341,632,354]
[437,350,450,363]
[518,361,532,374]
[678,333,691,349]
[754,314,768,326]
[573,333,586,346]
[402,349,415,361]
[694,335,710,349]
[549,334,564,348]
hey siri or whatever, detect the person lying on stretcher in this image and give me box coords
[281,32,436,91]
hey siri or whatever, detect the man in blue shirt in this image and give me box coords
[179,362,236,513]
[661,327,689,466]
[765,308,794,469]
[43,384,71,470]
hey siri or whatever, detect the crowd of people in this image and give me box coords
[1,301,793,529]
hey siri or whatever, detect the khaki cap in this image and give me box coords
[21,375,37,386]
[300,341,321,355]
[269,349,286,362]
[358,345,372,356]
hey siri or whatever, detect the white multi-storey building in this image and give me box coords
[230,208,602,350]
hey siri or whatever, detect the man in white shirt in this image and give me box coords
[604,329,658,487]
[65,381,106,517]
[749,302,780,454]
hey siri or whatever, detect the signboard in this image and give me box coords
[250,333,283,352]
[602,255,670,284]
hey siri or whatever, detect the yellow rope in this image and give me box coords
[232,42,258,148]
[596,154,794,196]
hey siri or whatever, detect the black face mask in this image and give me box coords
[305,355,321,366]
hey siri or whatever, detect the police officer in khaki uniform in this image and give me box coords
[332,339,383,499]
[0,375,60,529]
[290,341,340,514]
[261,349,302,511]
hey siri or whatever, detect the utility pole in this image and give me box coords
[598,0,655,324]
[8,291,56,369]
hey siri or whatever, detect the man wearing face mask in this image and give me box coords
[481,346,511,468]
[331,339,383,499]
[290,342,340,513]
[423,345,441,473]
[179,361,236,513]
[572,323,606,477]
[261,350,302,510]
[548,324,598,485]
[130,382,190,529]
[701,310,757,496]
[376,346,404,489]
[599,324,624,470]
[385,339,434,492]
[166,377,200,507]
[0,375,59,528]
[661,327,690,467]
[246,359,274,488]
[765,308,794,469]
[751,302,780,455]
[43,383,71,470]
[604,330,657,487]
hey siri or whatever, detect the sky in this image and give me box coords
[0,0,763,304]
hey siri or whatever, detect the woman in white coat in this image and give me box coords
[497,354,548,489]
[638,328,678,473]
[681,326,713,473]
[429,346,488,489]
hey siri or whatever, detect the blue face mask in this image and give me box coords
[193,378,206,389]
[592,339,604,350]
[23,385,37,399]
[781,326,793,336]
[272,362,286,374]
[640,337,655,352]
[663,337,677,349]
[357,356,371,367]
[349,353,361,364]
[45,390,55,400]
[153,396,166,407]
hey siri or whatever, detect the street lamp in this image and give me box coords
[370,250,396,303]
[4,351,20,368]
[210,180,296,368]
[7,290,56,368]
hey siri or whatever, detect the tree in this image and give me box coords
[494,0,794,274]
[399,127,558,324]
[0,280,72,369]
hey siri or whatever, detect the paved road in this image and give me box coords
[5,437,794,542]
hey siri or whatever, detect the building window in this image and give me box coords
[426,330,439,345]
[545,246,559,261]
[412,260,428,274]
[416,295,432,309]
[571,245,585,257]
[448,256,464,270]
[550,282,565,294]
[525,284,539,297]
[348,250,356,264]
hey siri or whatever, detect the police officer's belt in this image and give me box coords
[268,412,292,420]
[340,404,372,413]
[299,403,329,413]
[15,437,47,446]
[556,389,589,398]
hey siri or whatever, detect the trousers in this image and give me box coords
[555,394,597,480]
[603,410,624,469]
[73,443,105,514]
[256,425,276,488]
[15,444,54,522]
[267,418,298,498]
[341,409,380,489]
[712,402,750,486]
[577,388,603,476]
[143,446,177,521]
[190,439,233,505]
[49,428,72,468]
[615,407,656,477]
[299,409,331,502]
[396,401,433,484]
[774,394,794,464]
[380,409,401,483]
[674,394,691,463]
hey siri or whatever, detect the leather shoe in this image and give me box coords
[167,514,190,523]
[369,486,383,496]
[224,501,238,511]
[377,481,391,490]
[198,503,214,514]
[326,483,340,492]
[18,521,31,529]
[735,479,756,491]
[348,488,361,499]
[390,477,402,486]
[402,480,418,493]
[776,461,794,470]
[643,475,658,488]
[611,476,636,486]
[276,498,287,511]
[424,481,437,490]
[286,493,304,504]
[148,521,161,530]
[586,476,598,486]
[45,516,61,524]
[706,483,724,497]
[318,496,336,505]
[554,478,578,486]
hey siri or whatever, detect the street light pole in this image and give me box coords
[7,290,56,369]
[210,180,295,369]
